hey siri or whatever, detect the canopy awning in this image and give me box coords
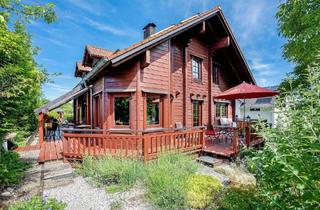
[34,85,88,114]
[214,82,278,100]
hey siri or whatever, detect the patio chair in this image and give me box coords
[205,124,220,143]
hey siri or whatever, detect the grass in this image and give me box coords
[186,174,223,209]
[78,155,143,192]
[144,153,199,209]
[8,196,66,210]
[79,153,238,209]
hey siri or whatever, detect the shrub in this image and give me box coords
[0,151,30,188]
[186,174,222,209]
[247,66,320,209]
[144,153,199,210]
[78,155,143,192]
[9,196,66,210]
[216,186,268,210]
[13,130,30,147]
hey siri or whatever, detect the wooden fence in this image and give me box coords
[62,129,205,162]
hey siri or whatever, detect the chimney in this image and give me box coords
[143,23,156,39]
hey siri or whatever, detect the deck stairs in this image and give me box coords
[196,155,223,167]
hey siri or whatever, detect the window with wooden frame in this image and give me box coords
[146,95,161,126]
[114,96,130,126]
[212,63,220,85]
[192,56,202,80]
[192,101,202,127]
[215,102,228,118]
[93,94,102,128]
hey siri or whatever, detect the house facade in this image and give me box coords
[37,6,255,136]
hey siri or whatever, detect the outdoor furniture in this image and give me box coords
[205,125,220,143]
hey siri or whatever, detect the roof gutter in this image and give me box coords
[81,58,110,83]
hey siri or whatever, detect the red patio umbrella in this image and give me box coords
[214,82,278,120]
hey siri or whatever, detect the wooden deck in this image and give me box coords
[14,144,41,152]
[38,140,63,163]
[203,138,236,157]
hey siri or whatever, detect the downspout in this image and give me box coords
[89,86,93,129]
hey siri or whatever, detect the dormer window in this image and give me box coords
[192,56,202,80]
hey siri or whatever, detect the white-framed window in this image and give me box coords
[192,56,202,80]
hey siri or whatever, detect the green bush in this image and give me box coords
[13,130,30,147]
[216,186,267,210]
[9,196,66,210]
[144,153,199,210]
[247,66,320,209]
[0,151,30,188]
[78,155,143,192]
[186,174,222,209]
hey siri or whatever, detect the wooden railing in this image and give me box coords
[62,128,205,162]
[143,129,205,161]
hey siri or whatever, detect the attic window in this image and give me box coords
[192,56,202,80]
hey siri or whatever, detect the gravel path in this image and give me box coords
[43,175,152,210]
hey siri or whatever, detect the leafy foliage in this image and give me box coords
[248,63,320,209]
[216,186,267,210]
[276,0,320,89]
[0,1,56,139]
[49,102,74,122]
[0,151,30,188]
[8,196,66,210]
[186,174,222,209]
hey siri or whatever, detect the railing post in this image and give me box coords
[245,124,250,147]
[232,128,239,154]
[200,128,205,149]
[143,135,149,163]
[62,134,68,163]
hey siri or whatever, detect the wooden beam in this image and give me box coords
[200,21,206,34]
[140,50,151,68]
[38,113,44,145]
[211,36,230,50]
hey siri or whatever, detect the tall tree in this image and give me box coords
[0,1,56,137]
[276,0,320,89]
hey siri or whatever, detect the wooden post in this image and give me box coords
[232,128,239,154]
[245,124,250,147]
[200,128,205,149]
[38,113,44,145]
[143,135,149,163]
[62,136,68,163]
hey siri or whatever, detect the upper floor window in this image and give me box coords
[192,56,202,80]
[212,64,220,85]
[216,102,228,118]
[114,96,130,126]
[147,96,160,125]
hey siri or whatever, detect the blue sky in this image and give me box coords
[28,0,293,100]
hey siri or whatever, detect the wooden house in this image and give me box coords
[35,7,256,162]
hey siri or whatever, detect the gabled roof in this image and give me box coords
[75,62,92,77]
[86,45,114,58]
[83,6,255,84]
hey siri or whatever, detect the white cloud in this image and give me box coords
[82,17,126,35]
[230,0,275,47]
[46,83,70,93]
[258,78,268,86]
[46,38,68,48]
[65,0,117,16]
